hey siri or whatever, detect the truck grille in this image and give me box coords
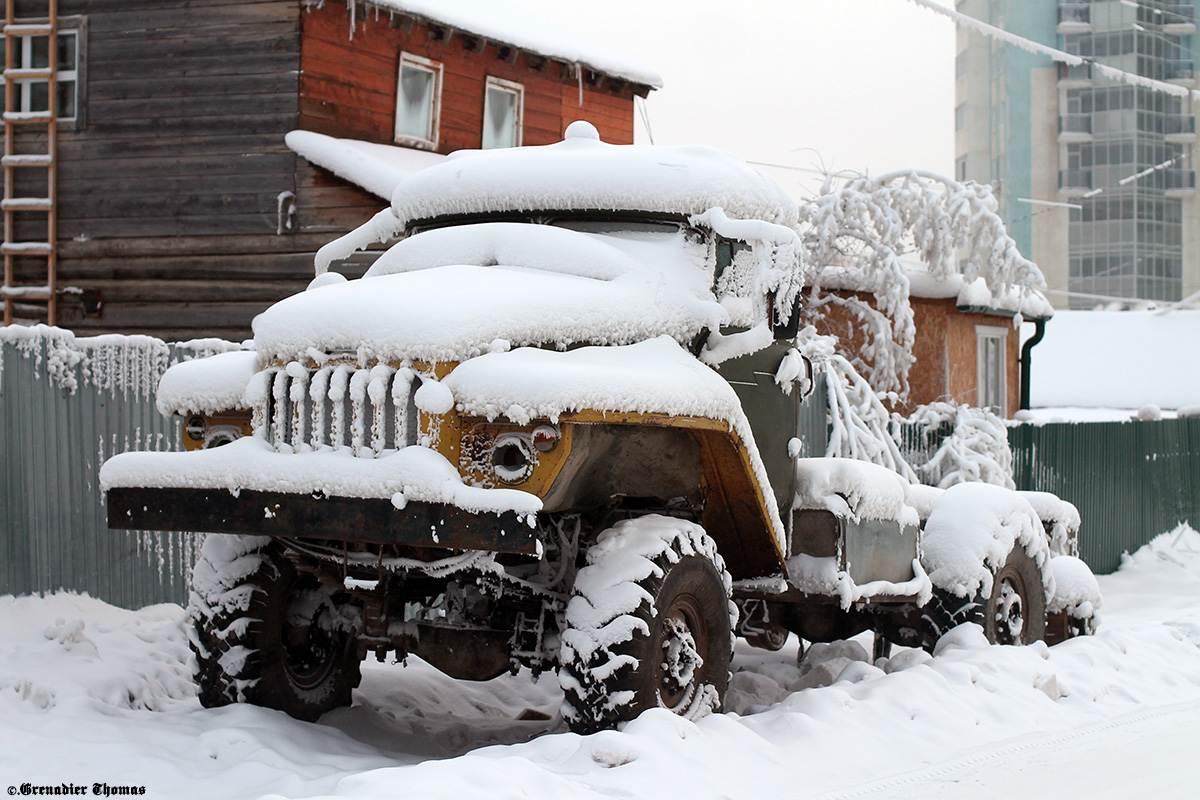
[258,364,418,456]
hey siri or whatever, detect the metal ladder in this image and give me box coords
[2,0,58,326]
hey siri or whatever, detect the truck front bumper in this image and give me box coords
[107,486,537,555]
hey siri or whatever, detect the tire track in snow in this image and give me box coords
[807,699,1200,800]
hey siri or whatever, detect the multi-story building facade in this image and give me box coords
[956,0,1200,308]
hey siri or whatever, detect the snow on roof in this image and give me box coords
[286,130,445,201]
[361,0,662,88]
[1027,310,1200,410]
[387,122,800,229]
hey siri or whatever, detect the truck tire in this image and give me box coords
[188,534,361,722]
[559,515,735,735]
[921,546,1046,650]
[985,547,1045,645]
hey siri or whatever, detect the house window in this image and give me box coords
[1,26,80,121]
[394,52,442,149]
[956,155,968,182]
[976,325,1008,415]
[955,102,968,131]
[482,77,523,149]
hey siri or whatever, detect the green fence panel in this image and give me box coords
[1009,418,1200,574]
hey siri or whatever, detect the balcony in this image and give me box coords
[1057,3,1091,32]
[1059,113,1093,142]
[1162,4,1196,34]
[1164,169,1195,197]
[1058,62,1092,86]
[1166,59,1195,84]
[1165,114,1196,142]
[1059,169,1093,196]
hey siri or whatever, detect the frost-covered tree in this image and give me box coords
[798,170,1045,402]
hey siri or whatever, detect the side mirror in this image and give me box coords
[772,293,801,340]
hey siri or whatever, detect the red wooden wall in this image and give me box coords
[299,0,637,151]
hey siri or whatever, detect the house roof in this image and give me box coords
[360,0,663,89]
[286,130,445,200]
[1027,309,1200,410]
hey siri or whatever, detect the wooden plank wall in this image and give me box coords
[10,0,304,340]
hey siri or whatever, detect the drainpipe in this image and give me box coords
[1020,318,1047,411]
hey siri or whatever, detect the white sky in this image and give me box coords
[511,0,957,198]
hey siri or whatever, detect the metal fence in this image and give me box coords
[1010,418,1200,574]
[0,328,238,608]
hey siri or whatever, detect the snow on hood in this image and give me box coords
[443,336,742,424]
[155,350,259,417]
[285,130,445,201]
[387,124,800,230]
[252,262,725,365]
[363,0,662,88]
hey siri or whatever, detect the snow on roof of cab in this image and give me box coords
[388,121,801,229]
[362,0,662,88]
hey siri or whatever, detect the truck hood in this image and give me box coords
[254,260,726,365]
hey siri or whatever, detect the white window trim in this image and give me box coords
[975,324,1008,415]
[2,27,79,121]
[482,75,524,149]
[393,51,442,150]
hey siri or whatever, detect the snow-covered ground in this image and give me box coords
[3,525,1200,799]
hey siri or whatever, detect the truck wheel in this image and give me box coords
[919,589,982,652]
[559,515,735,735]
[188,535,361,722]
[985,547,1046,645]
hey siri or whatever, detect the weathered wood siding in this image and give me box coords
[9,0,304,340]
[298,0,637,150]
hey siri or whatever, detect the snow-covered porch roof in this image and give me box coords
[285,130,446,201]
[351,0,663,90]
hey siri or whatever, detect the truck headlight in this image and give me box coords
[492,433,536,484]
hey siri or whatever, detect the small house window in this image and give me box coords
[394,52,442,149]
[1,27,80,121]
[955,102,968,131]
[483,77,523,149]
[976,325,1008,415]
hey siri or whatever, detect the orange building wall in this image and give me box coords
[298,1,637,151]
[812,293,1021,418]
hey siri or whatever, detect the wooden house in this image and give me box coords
[0,0,660,340]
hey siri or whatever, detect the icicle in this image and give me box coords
[247,369,273,439]
[349,369,371,456]
[328,365,352,450]
[576,63,583,106]
[392,368,415,449]
[272,369,290,453]
[310,366,332,450]
[368,364,395,455]
[349,0,356,41]
[287,361,309,452]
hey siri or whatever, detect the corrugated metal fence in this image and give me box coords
[0,328,237,608]
[1010,418,1200,574]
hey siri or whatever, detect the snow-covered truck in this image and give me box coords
[101,122,1091,733]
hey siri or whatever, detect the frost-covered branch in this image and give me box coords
[902,401,1014,489]
[799,169,1044,400]
[797,327,917,482]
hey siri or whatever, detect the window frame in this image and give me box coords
[975,324,1008,416]
[393,51,443,150]
[0,15,86,130]
[482,75,524,150]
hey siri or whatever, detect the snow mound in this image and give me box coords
[921,483,1052,600]
[252,264,724,366]
[793,458,917,525]
[0,594,193,714]
[1048,555,1102,618]
[1019,490,1081,557]
[155,350,259,417]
